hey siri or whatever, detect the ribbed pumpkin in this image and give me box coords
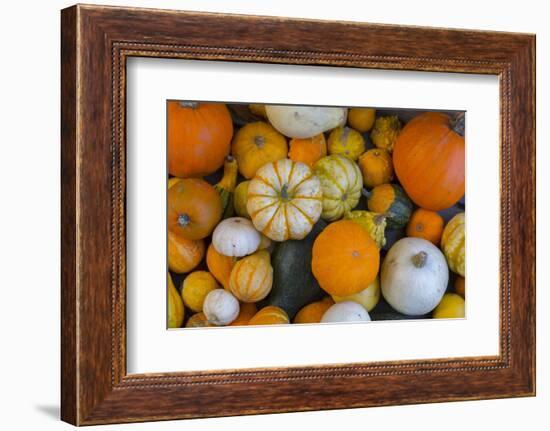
[365,183,412,229]
[213,156,238,219]
[348,107,376,133]
[358,148,394,188]
[229,250,273,302]
[393,112,465,211]
[370,115,401,152]
[327,126,366,161]
[168,231,205,274]
[247,159,322,241]
[168,101,233,178]
[229,302,258,326]
[231,121,288,179]
[441,212,465,276]
[312,220,380,297]
[293,297,334,324]
[248,306,290,325]
[343,210,386,248]
[206,243,237,290]
[406,208,444,245]
[314,154,363,221]
[168,178,222,240]
[288,134,327,168]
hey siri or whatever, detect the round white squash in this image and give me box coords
[332,277,380,312]
[203,289,240,326]
[321,301,371,323]
[381,237,449,316]
[265,105,348,139]
[212,217,261,257]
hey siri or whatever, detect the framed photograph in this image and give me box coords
[61,4,535,425]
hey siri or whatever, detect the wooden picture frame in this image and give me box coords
[61,4,536,425]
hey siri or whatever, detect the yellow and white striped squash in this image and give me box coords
[229,250,273,302]
[314,154,363,221]
[247,159,322,241]
[441,212,465,276]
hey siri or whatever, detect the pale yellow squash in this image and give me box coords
[441,212,465,276]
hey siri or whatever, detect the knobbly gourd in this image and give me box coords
[365,183,412,229]
[314,154,363,221]
[181,271,220,312]
[229,250,273,302]
[441,212,465,276]
[293,297,335,324]
[406,208,444,245]
[203,289,240,326]
[233,180,251,219]
[213,156,238,219]
[206,243,237,290]
[248,306,290,325]
[454,275,465,298]
[370,115,401,152]
[168,178,222,240]
[264,220,327,319]
[343,211,386,249]
[432,293,465,319]
[185,312,211,328]
[332,276,380,312]
[358,148,394,189]
[167,101,233,177]
[327,126,366,161]
[321,301,371,323]
[212,217,261,257]
[348,107,376,133]
[168,231,205,273]
[381,237,449,315]
[393,112,465,211]
[312,220,380,297]
[168,274,185,328]
[231,121,288,179]
[288,134,327,168]
[247,159,322,241]
[229,303,258,326]
[265,105,347,139]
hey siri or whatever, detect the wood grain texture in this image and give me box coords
[60,4,536,425]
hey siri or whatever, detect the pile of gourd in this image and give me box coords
[167,101,466,329]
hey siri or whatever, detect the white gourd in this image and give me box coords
[321,301,371,323]
[203,289,240,326]
[212,217,261,257]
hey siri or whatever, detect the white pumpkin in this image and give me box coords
[381,237,449,316]
[332,277,380,312]
[203,289,240,326]
[265,105,348,139]
[212,217,261,257]
[247,159,323,241]
[321,301,371,323]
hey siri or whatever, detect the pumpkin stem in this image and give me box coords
[412,251,428,268]
[254,135,265,148]
[179,101,200,109]
[280,183,291,201]
[451,112,465,137]
[177,213,191,227]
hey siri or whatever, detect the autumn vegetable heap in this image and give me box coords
[167,101,466,328]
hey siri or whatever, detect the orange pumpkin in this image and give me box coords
[167,101,233,178]
[229,302,258,326]
[248,306,289,325]
[393,112,465,211]
[168,231,205,273]
[406,208,444,245]
[293,297,334,324]
[358,148,394,188]
[288,134,327,168]
[312,220,380,297]
[206,243,237,290]
[168,179,222,240]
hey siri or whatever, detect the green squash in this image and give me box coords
[262,220,327,319]
[365,183,412,228]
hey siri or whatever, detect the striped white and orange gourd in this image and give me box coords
[229,250,273,302]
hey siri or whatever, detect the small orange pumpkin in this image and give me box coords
[206,243,237,290]
[248,306,289,325]
[312,220,380,297]
[393,112,465,211]
[348,108,376,133]
[406,208,444,245]
[168,101,233,178]
[168,231,205,273]
[168,179,222,240]
[358,148,394,188]
[293,297,334,324]
[288,134,327,168]
[229,302,258,326]
[231,121,288,179]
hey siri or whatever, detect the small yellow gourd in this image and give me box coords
[348,108,376,132]
[181,271,219,312]
[327,126,366,161]
[441,212,465,276]
[432,293,465,319]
